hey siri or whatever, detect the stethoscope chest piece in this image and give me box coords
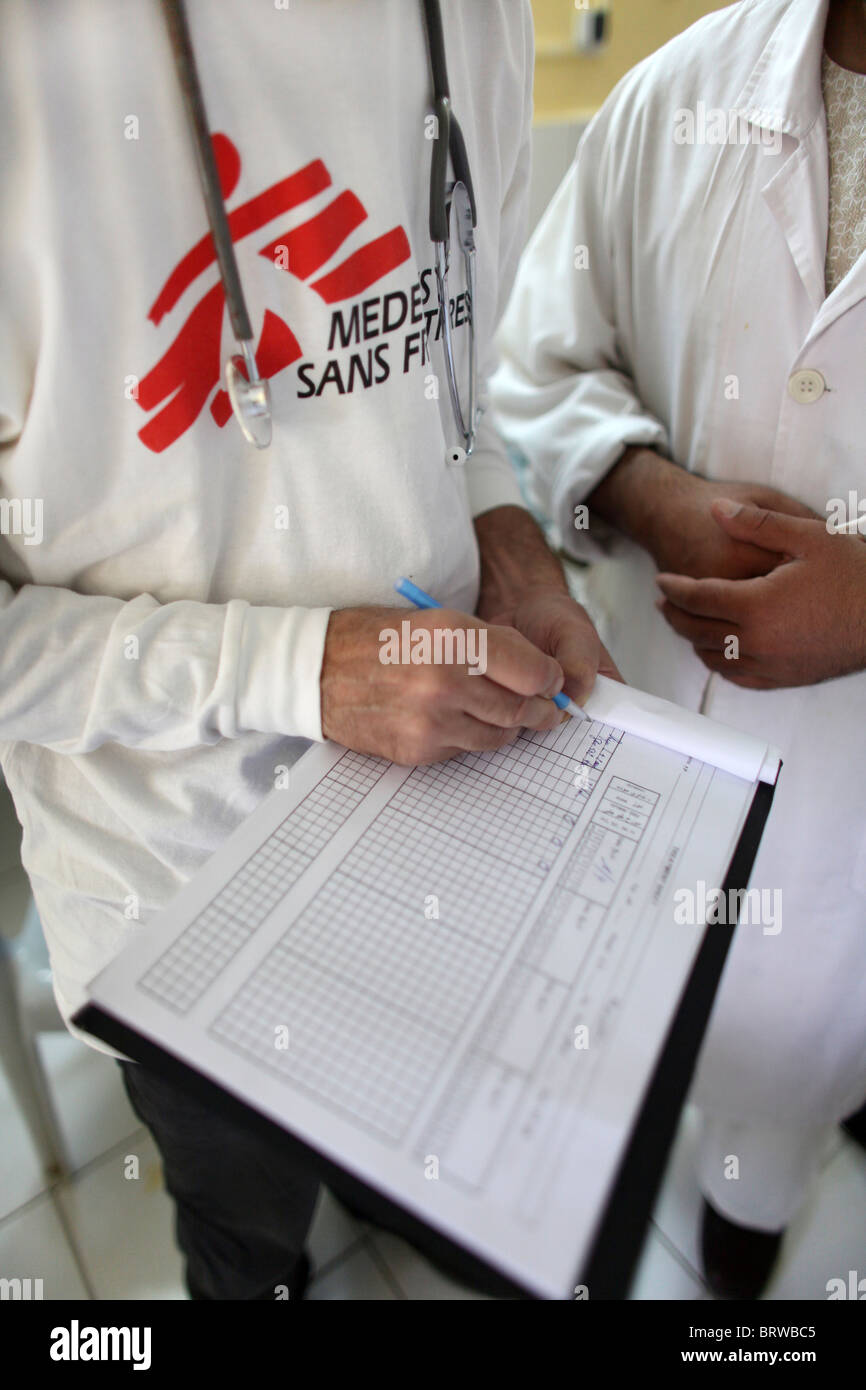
[226,342,273,449]
[435,179,478,455]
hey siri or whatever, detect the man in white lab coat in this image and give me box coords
[492,0,866,1296]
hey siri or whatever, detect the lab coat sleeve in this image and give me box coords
[490,82,669,560]
[462,0,534,519]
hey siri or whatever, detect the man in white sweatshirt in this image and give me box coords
[0,1,617,1298]
[493,0,866,1298]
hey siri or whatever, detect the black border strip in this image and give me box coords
[73,777,777,1301]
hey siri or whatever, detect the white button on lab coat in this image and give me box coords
[787,368,827,402]
[493,0,866,1228]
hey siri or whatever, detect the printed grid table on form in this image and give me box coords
[204,720,637,1144]
[139,751,387,1013]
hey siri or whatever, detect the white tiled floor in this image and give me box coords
[2,1021,864,1302]
[55,1131,185,1301]
[0,1195,90,1300]
[2,787,865,1302]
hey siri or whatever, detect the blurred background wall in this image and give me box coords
[526,0,734,230]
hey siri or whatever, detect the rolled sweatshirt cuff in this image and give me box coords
[236,604,333,743]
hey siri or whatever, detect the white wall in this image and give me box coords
[526,119,587,241]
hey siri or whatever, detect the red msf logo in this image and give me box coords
[137,134,411,452]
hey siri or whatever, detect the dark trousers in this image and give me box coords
[120,1058,522,1300]
[119,1059,319,1300]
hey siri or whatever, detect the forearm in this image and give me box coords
[474,505,569,623]
[587,445,678,548]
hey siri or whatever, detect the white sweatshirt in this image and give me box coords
[0,0,532,1051]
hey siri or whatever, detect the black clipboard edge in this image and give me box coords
[73,775,778,1303]
[580,774,778,1298]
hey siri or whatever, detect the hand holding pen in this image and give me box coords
[395,578,589,723]
[319,591,579,767]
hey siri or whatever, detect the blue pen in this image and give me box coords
[394,578,589,722]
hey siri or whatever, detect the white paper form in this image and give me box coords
[86,699,779,1299]
[584,676,780,783]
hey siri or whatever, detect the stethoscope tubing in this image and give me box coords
[161,0,253,346]
[162,0,478,452]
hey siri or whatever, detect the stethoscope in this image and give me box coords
[161,0,478,455]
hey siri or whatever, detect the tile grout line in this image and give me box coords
[0,1181,60,1234]
[309,1231,368,1285]
[47,1187,97,1300]
[0,1120,153,1299]
[58,1122,152,1187]
[0,1120,151,1234]
[360,1232,409,1299]
[649,1218,715,1298]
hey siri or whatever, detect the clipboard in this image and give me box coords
[72,689,778,1295]
[74,775,775,1299]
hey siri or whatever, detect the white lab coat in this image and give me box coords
[493,0,866,1229]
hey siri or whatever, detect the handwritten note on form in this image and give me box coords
[82,677,780,1298]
